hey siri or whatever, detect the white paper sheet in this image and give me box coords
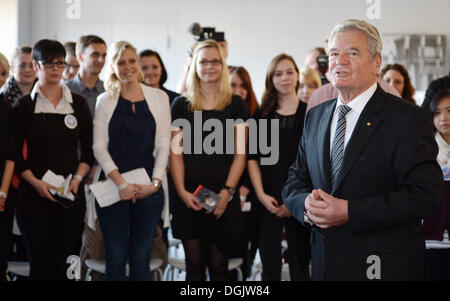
[42,170,75,201]
[89,168,151,208]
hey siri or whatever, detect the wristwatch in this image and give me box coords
[0,191,6,198]
[152,178,162,189]
[222,185,236,195]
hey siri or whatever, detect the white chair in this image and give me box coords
[281,263,290,281]
[85,258,164,281]
[251,262,290,281]
[168,238,182,257]
[163,257,244,281]
[251,262,263,281]
[163,257,185,281]
[228,258,244,281]
[6,261,30,281]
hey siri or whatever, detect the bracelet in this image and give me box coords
[74,174,83,182]
[0,191,6,198]
[118,182,128,191]
[152,178,162,189]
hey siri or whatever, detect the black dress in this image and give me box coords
[253,101,311,281]
[170,95,250,255]
[0,93,15,281]
[12,92,94,280]
[161,86,180,105]
[0,93,13,196]
[13,94,94,215]
[255,104,306,203]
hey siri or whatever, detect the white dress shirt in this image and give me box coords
[329,82,378,157]
[31,82,74,114]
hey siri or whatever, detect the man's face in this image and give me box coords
[63,54,80,81]
[304,50,319,73]
[328,30,381,100]
[78,43,107,75]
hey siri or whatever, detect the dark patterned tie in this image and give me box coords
[331,105,352,188]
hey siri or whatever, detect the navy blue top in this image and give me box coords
[108,96,156,178]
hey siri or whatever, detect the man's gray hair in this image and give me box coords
[328,19,382,58]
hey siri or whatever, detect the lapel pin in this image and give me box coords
[367,122,372,126]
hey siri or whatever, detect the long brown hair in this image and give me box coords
[229,66,259,115]
[381,63,416,104]
[261,53,300,117]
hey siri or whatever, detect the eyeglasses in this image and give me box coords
[65,62,80,69]
[38,61,66,69]
[198,59,222,66]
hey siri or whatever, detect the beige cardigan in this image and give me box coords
[87,83,171,229]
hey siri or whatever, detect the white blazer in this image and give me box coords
[88,83,172,229]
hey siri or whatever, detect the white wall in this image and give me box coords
[0,0,18,59]
[15,0,450,99]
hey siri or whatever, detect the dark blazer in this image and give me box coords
[282,85,443,281]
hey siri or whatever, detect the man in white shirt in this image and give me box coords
[282,19,442,280]
[66,35,107,280]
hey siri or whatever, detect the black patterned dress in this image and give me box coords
[170,95,250,255]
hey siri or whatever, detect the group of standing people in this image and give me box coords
[1,17,450,282]
[0,35,173,281]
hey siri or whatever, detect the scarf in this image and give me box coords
[435,132,450,168]
[1,77,24,106]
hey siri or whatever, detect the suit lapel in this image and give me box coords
[317,100,336,193]
[331,86,385,194]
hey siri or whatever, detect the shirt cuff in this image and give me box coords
[304,212,314,226]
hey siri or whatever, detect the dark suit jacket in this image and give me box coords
[282,85,443,281]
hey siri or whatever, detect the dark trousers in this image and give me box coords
[229,206,261,280]
[425,248,450,281]
[16,210,84,281]
[259,211,311,281]
[0,210,14,281]
[96,190,164,281]
[0,187,19,281]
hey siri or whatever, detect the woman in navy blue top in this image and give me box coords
[93,41,171,281]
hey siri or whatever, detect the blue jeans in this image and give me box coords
[96,189,163,281]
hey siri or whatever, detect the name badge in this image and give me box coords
[64,114,78,130]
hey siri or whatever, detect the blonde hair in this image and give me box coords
[184,40,232,111]
[300,67,322,89]
[104,41,143,98]
[0,52,10,79]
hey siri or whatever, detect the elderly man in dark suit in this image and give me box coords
[282,19,443,281]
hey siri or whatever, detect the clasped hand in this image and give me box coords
[119,184,159,204]
[304,189,349,229]
[258,193,293,218]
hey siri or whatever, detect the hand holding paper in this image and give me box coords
[89,168,152,208]
[41,170,75,203]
